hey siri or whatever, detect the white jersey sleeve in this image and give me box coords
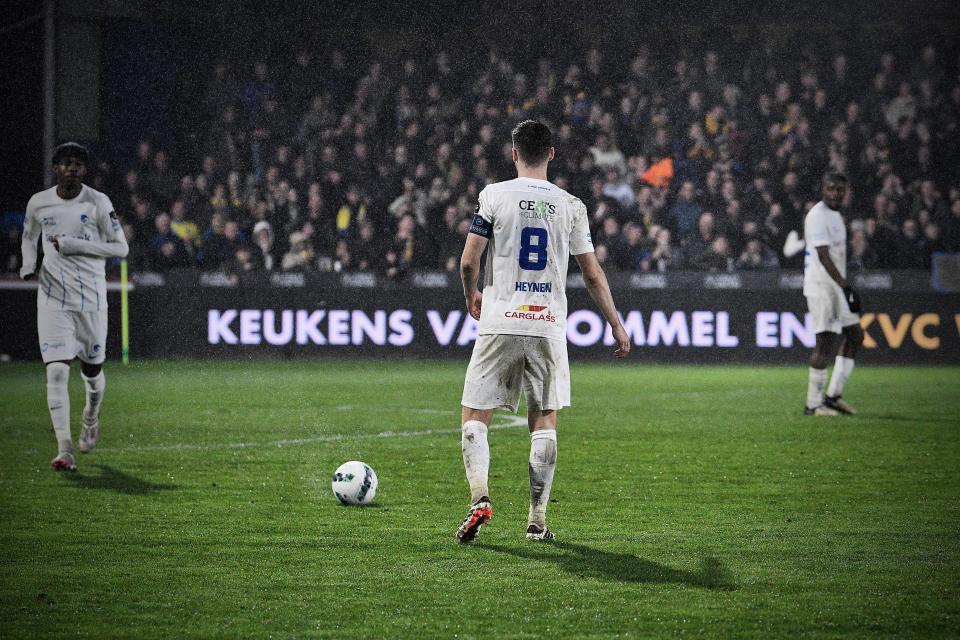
[569,198,593,255]
[805,206,830,249]
[20,194,41,278]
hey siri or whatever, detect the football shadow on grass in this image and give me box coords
[482,541,735,590]
[63,464,177,495]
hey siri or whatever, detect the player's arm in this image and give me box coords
[56,232,128,258]
[569,197,629,357]
[461,203,493,320]
[816,245,861,312]
[56,197,129,259]
[575,251,630,358]
[815,245,846,288]
[461,232,488,320]
[19,199,40,280]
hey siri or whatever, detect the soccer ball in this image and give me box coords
[331,460,378,505]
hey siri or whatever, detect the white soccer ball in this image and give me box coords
[332,460,378,505]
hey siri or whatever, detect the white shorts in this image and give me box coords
[37,309,108,364]
[805,290,860,335]
[461,334,570,413]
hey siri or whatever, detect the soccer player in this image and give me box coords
[20,142,129,471]
[455,120,630,543]
[802,171,863,416]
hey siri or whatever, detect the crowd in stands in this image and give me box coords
[6,38,960,277]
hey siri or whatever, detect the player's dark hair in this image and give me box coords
[822,171,848,186]
[52,142,89,165]
[511,120,552,166]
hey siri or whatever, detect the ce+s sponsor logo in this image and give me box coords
[518,200,556,220]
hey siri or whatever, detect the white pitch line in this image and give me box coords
[334,406,452,415]
[98,414,529,454]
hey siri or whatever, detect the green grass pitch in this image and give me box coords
[1,360,958,638]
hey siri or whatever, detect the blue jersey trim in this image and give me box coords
[58,265,66,309]
[75,267,85,311]
[42,270,52,303]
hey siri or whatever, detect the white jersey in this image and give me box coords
[471,177,594,341]
[803,201,846,297]
[20,184,128,311]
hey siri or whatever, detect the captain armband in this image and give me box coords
[468,215,493,238]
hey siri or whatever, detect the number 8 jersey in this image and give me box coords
[469,177,594,341]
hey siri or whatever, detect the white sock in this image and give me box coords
[46,363,72,455]
[528,429,557,528]
[826,356,855,398]
[806,367,828,409]
[461,420,490,503]
[81,370,105,420]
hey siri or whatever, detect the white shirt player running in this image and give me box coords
[20,184,128,312]
[803,200,846,297]
[473,177,594,342]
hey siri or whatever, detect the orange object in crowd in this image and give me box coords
[641,157,674,188]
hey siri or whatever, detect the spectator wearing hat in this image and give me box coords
[252,220,277,271]
[281,230,315,271]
